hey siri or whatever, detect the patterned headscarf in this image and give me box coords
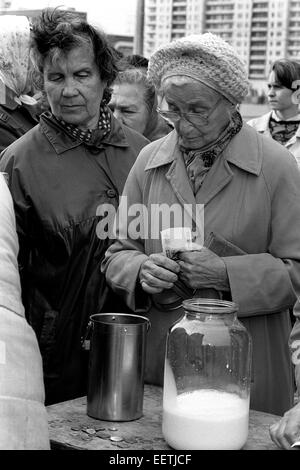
[0,15,36,106]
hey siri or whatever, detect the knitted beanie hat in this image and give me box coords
[147,33,249,104]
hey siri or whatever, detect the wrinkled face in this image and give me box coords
[161,76,234,149]
[109,82,151,135]
[267,70,295,113]
[43,44,107,129]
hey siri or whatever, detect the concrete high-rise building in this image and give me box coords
[144,0,205,57]
[143,0,300,92]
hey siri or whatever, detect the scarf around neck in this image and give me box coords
[269,113,300,145]
[52,103,111,144]
[181,110,243,194]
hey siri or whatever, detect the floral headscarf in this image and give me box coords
[0,15,36,106]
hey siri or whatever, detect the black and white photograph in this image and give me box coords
[0,0,299,458]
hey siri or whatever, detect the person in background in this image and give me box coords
[248,59,300,166]
[269,311,300,449]
[270,385,300,450]
[102,33,300,416]
[270,401,300,450]
[249,60,300,330]
[0,173,49,450]
[0,8,148,405]
[109,68,173,141]
[0,15,40,153]
[120,54,149,72]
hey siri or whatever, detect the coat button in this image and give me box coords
[106,189,117,198]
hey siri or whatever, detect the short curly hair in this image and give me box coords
[31,8,119,102]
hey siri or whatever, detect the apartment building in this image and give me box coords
[143,0,300,90]
[144,0,204,56]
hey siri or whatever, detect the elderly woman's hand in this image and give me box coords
[178,246,229,291]
[269,401,300,450]
[139,253,180,294]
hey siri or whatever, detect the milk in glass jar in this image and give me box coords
[162,299,252,450]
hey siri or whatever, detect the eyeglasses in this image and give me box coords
[157,96,223,127]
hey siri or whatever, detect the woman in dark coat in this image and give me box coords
[0,9,149,405]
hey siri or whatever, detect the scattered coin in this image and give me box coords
[117,442,130,449]
[125,437,137,444]
[108,427,118,431]
[110,436,123,442]
[85,428,96,435]
[96,431,110,439]
[95,426,106,432]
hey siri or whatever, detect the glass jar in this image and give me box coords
[162,298,252,450]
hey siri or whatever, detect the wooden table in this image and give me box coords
[47,384,280,450]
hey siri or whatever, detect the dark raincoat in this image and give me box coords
[0,111,149,404]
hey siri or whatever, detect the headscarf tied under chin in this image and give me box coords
[0,15,37,106]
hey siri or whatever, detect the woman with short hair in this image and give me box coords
[248,58,300,166]
[109,68,172,141]
[0,8,148,405]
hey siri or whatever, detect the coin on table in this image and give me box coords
[96,431,110,439]
[110,436,123,442]
[124,437,137,444]
[85,428,96,435]
[117,442,130,449]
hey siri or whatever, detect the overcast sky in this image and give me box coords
[10,0,137,35]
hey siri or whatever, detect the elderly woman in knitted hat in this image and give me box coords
[102,33,300,416]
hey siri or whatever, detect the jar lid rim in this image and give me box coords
[182,298,238,314]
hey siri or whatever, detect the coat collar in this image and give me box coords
[252,111,272,133]
[40,110,130,155]
[145,124,262,176]
[253,111,300,142]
